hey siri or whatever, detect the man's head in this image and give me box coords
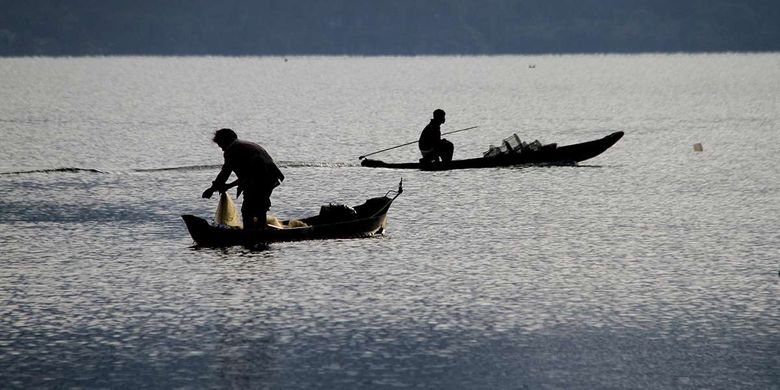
[433,109,446,124]
[213,128,237,150]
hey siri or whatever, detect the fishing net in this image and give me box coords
[215,192,242,228]
[215,192,309,229]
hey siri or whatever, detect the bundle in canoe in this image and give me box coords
[361,131,624,170]
[182,181,403,247]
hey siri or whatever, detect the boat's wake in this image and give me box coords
[0,167,108,175]
[133,164,219,173]
[277,160,360,168]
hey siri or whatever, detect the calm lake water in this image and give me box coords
[1,54,778,389]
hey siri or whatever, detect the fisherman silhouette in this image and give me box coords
[202,128,285,230]
[418,109,454,165]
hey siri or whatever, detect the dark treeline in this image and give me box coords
[2,0,779,56]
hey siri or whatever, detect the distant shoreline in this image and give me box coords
[4,1,779,57]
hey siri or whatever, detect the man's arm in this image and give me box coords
[202,163,232,199]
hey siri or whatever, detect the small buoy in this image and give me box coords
[693,143,703,152]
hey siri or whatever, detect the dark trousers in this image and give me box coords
[241,189,272,230]
[420,138,454,164]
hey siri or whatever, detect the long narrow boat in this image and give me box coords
[361,131,624,170]
[182,181,403,247]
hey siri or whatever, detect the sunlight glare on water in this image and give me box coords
[1,55,778,389]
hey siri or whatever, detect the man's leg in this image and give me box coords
[241,202,257,230]
[241,193,268,230]
[438,139,454,163]
[419,148,437,165]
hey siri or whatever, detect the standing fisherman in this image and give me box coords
[202,128,284,230]
[418,109,454,165]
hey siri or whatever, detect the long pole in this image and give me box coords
[358,126,479,160]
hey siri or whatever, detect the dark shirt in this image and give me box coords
[418,119,441,151]
[213,139,284,194]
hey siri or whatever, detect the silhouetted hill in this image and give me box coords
[2,0,779,56]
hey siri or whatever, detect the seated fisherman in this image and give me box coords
[418,108,454,165]
[202,128,285,230]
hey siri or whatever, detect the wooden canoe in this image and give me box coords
[361,131,624,170]
[182,182,403,247]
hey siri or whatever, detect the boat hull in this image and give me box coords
[361,131,623,170]
[182,194,396,248]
